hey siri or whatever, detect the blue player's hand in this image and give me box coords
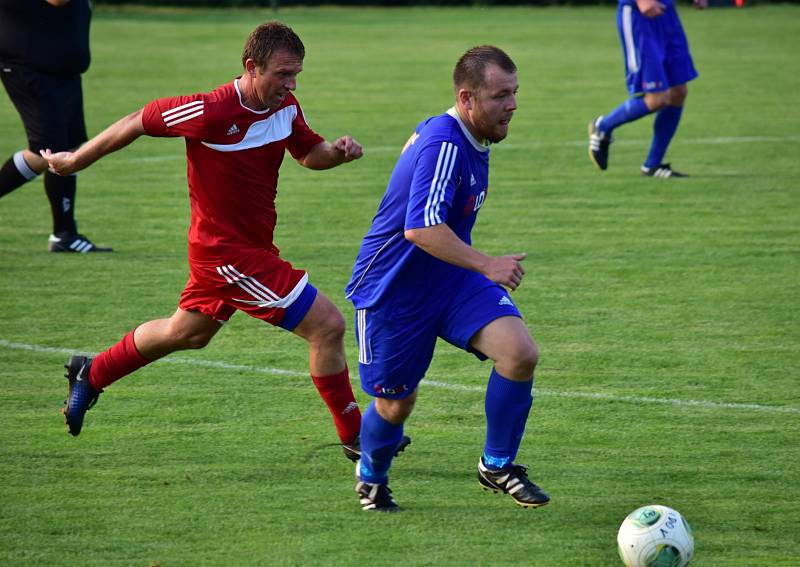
[483,253,527,291]
[636,0,666,17]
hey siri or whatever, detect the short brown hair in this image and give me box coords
[242,21,305,68]
[453,45,516,92]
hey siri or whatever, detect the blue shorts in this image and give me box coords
[354,271,523,399]
[617,2,698,95]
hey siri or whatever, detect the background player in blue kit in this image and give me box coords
[588,0,707,178]
[345,46,549,511]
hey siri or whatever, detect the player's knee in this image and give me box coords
[180,330,214,350]
[504,340,539,379]
[314,307,346,345]
[644,92,669,112]
[21,150,49,174]
[668,85,688,106]
[376,393,416,424]
[167,323,214,350]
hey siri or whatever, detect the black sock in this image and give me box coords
[44,171,78,235]
[0,152,39,198]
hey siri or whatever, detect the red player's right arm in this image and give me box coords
[41,109,145,176]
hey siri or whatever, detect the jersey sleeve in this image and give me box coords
[285,102,325,160]
[404,138,462,230]
[141,93,207,139]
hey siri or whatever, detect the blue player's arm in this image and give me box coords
[403,131,526,290]
[405,224,527,291]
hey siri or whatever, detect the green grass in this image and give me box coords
[1,5,799,566]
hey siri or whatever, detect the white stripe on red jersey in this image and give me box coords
[202,106,296,152]
[161,100,203,119]
[162,100,205,127]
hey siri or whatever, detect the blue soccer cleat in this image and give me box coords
[62,355,102,436]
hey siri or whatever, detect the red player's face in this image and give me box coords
[251,49,303,110]
[469,65,518,143]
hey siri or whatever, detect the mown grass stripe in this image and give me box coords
[4,339,796,415]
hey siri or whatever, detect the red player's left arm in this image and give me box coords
[297,136,363,170]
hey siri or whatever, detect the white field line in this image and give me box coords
[118,135,800,163]
[2,339,798,415]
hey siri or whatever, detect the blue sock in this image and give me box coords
[644,105,683,168]
[483,368,533,470]
[599,96,651,135]
[358,401,403,484]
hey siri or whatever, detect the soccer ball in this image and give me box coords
[617,504,694,567]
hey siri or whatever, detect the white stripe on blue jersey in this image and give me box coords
[424,142,458,227]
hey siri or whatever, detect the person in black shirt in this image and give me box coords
[0,0,111,252]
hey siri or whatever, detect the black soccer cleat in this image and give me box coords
[588,117,613,171]
[342,434,412,463]
[48,233,113,253]
[478,457,550,508]
[62,355,102,436]
[355,480,400,512]
[640,163,688,178]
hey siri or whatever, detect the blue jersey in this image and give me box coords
[346,107,491,310]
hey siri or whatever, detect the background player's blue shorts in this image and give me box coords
[617,2,698,95]
[354,270,523,399]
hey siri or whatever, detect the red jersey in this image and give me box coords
[141,80,324,261]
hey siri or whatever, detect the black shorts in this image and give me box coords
[0,65,87,153]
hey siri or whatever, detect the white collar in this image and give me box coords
[446,107,490,153]
[234,79,271,115]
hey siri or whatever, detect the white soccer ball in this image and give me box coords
[617,504,694,567]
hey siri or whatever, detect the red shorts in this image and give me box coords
[179,247,315,329]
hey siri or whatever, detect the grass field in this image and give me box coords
[1,5,799,566]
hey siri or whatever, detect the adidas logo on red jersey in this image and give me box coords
[226,123,240,136]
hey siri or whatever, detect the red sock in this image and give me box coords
[89,330,151,390]
[311,367,361,444]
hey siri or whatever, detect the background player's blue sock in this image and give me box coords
[359,401,403,485]
[644,105,684,168]
[483,368,533,470]
[599,96,651,135]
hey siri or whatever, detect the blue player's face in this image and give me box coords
[470,65,518,143]
[248,49,303,110]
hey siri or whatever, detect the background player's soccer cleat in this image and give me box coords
[48,233,113,253]
[62,356,102,436]
[588,117,613,171]
[640,163,687,178]
[341,434,412,463]
[355,480,399,512]
[478,457,550,508]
